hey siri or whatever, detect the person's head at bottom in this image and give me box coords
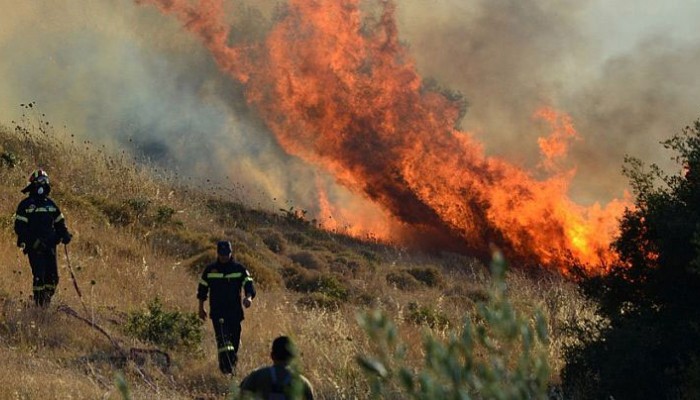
[271,336,296,366]
[240,335,314,399]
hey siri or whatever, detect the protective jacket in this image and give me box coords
[240,365,315,400]
[14,193,70,252]
[197,259,256,319]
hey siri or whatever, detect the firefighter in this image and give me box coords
[14,169,72,307]
[240,336,315,400]
[198,240,256,374]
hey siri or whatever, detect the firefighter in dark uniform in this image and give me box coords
[240,336,315,400]
[198,240,256,374]
[14,169,72,307]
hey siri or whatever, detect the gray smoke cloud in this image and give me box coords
[397,0,700,204]
[1,0,699,217]
[0,0,325,209]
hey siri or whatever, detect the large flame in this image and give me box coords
[138,0,630,274]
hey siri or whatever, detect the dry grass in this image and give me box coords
[0,113,597,398]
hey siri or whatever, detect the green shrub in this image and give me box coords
[297,293,340,312]
[282,265,348,301]
[155,205,176,225]
[124,297,203,350]
[385,271,420,291]
[406,266,444,288]
[316,274,349,301]
[405,302,450,330]
[358,252,550,399]
[562,120,700,398]
[125,198,150,219]
[0,150,19,168]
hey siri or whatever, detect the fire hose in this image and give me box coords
[58,244,171,383]
[63,244,89,316]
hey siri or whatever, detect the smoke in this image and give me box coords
[0,0,326,208]
[396,0,700,203]
[564,38,700,202]
[1,0,699,245]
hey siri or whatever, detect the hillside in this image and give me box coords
[0,112,593,399]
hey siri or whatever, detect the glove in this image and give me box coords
[62,233,72,245]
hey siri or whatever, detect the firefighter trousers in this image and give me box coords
[27,248,59,307]
[211,315,242,374]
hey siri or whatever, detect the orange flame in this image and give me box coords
[535,107,580,172]
[315,176,396,241]
[139,0,631,274]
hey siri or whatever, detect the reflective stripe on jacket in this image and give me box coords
[197,259,256,319]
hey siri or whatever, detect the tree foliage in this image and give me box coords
[358,252,550,399]
[562,119,700,398]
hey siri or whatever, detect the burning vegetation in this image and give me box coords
[138,0,630,274]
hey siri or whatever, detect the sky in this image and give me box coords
[1,0,699,215]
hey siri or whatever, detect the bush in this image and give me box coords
[124,297,203,351]
[97,199,134,226]
[562,119,700,398]
[0,150,18,168]
[282,264,318,292]
[331,255,373,278]
[446,282,490,304]
[297,293,340,312]
[405,302,450,330]
[260,229,287,254]
[125,197,150,220]
[358,252,550,399]
[282,265,348,301]
[155,205,176,225]
[88,197,154,226]
[359,249,381,263]
[289,250,325,270]
[385,271,420,291]
[315,274,349,301]
[406,266,444,288]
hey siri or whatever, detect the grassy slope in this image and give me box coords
[0,115,596,399]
